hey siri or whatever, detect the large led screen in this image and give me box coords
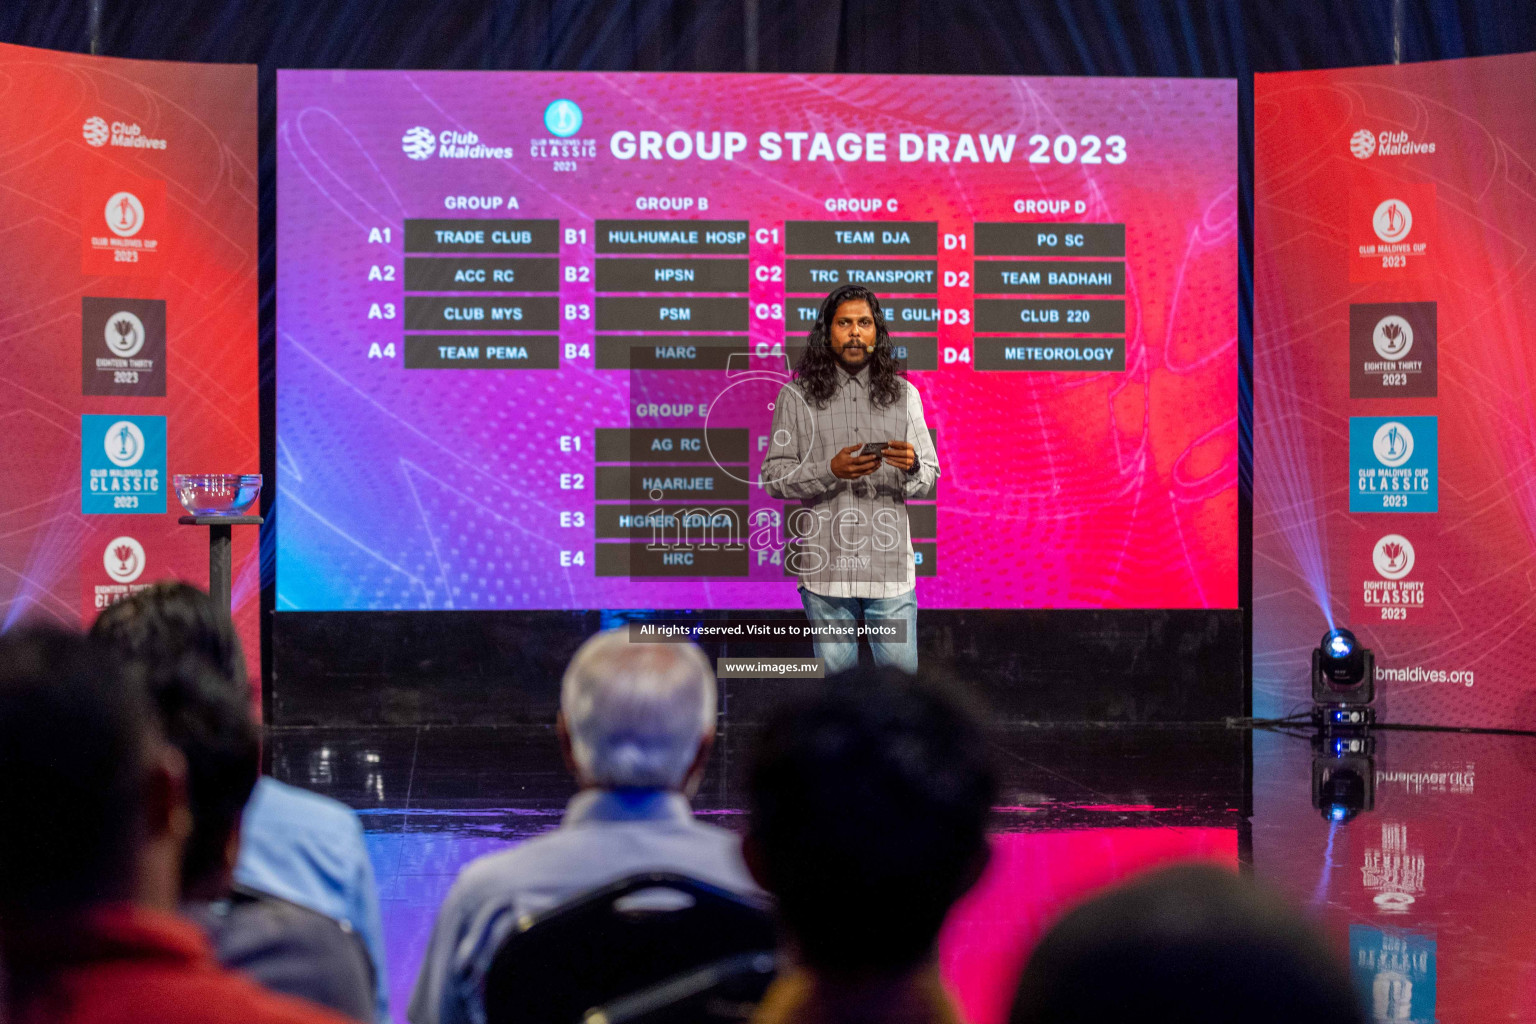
[277,71,1236,611]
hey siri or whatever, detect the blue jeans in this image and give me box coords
[798,587,918,676]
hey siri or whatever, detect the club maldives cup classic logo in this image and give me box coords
[1349,416,1437,513]
[530,98,596,162]
[81,414,166,514]
[544,99,582,137]
[1373,421,1413,467]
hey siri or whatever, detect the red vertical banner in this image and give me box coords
[1254,53,1536,726]
[0,43,260,691]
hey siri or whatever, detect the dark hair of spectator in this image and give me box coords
[1010,863,1368,1024]
[90,580,247,688]
[92,584,259,892]
[793,284,905,409]
[0,626,152,918]
[747,667,996,975]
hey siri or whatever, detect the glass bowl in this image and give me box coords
[173,474,262,517]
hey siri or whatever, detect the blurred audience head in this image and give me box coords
[559,627,717,792]
[0,626,189,923]
[92,584,259,900]
[746,666,996,977]
[89,580,246,688]
[1010,863,1367,1024]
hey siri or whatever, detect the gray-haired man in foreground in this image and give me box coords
[409,628,757,1024]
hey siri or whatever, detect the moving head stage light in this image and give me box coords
[1312,627,1375,729]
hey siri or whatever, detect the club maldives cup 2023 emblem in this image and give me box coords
[105,192,144,237]
[82,177,165,275]
[1349,182,1434,283]
[1372,199,1412,243]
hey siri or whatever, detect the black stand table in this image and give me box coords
[177,515,263,614]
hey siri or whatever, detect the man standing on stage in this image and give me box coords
[762,284,940,674]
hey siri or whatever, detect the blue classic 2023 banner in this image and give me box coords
[81,414,166,515]
[1349,415,1438,513]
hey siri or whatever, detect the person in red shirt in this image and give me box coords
[0,626,357,1024]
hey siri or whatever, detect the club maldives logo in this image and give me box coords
[103,536,146,584]
[402,126,436,159]
[1373,535,1415,580]
[83,116,111,147]
[401,125,512,160]
[82,115,167,150]
[1350,127,1436,159]
[1373,199,1413,244]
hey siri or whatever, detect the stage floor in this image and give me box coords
[263,723,1536,1024]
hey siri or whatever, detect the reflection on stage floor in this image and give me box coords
[263,723,1536,1024]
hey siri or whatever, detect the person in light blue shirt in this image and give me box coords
[237,776,391,1024]
[89,580,392,1024]
[408,628,758,1024]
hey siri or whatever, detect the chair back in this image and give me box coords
[585,951,778,1024]
[482,872,775,1024]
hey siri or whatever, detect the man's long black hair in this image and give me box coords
[793,284,905,409]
